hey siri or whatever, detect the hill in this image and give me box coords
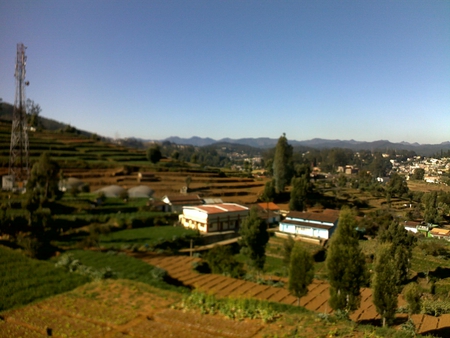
[0,101,93,137]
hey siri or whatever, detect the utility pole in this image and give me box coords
[9,43,30,185]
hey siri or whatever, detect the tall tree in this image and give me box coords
[378,222,417,285]
[239,207,269,274]
[288,242,314,306]
[26,152,62,206]
[289,174,311,211]
[272,133,293,193]
[282,235,295,271]
[422,191,441,224]
[372,244,399,327]
[326,207,366,314]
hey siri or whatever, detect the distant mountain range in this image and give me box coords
[1,101,448,156]
[163,136,450,156]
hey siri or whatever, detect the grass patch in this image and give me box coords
[98,225,199,249]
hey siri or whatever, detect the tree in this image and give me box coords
[171,150,180,160]
[412,168,425,181]
[403,282,422,318]
[147,145,162,164]
[260,180,276,202]
[272,133,294,193]
[423,191,441,224]
[378,222,417,285]
[289,174,311,211]
[372,244,399,327]
[26,152,62,207]
[239,207,269,274]
[26,99,42,128]
[326,207,366,314]
[282,235,295,270]
[387,173,409,198]
[204,245,244,278]
[288,242,314,306]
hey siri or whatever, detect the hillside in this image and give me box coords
[0,119,148,171]
[0,102,93,137]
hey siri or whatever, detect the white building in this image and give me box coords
[179,203,249,233]
[279,209,340,240]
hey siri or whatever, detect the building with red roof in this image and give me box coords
[179,203,249,233]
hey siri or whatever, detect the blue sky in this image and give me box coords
[0,0,449,144]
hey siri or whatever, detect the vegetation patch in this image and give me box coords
[178,291,280,323]
[0,246,88,312]
[57,250,187,292]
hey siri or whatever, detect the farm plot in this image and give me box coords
[142,254,450,335]
[0,279,264,338]
[0,246,88,312]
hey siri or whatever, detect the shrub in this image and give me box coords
[179,291,278,323]
[421,299,450,316]
[203,245,244,278]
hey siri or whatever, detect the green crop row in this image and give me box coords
[63,250,187,292]
[0,246,89,311]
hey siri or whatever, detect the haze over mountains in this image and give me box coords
[163,136,450,156]
[1,101,449,156]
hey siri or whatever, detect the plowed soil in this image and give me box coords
[142,254,450,335]
[0,279,264,338]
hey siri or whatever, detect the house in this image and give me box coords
[345,165,359,175]
[403,221,420,234]
[417,222,439,237]
[429,228,450,240]
[162,194,203,213]
[179,203,249,233]
[257,202,281,225]
[279,209,340,241]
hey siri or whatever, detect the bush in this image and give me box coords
[179,291,278,323]
[421,299,450,316]
[203,245,244,278]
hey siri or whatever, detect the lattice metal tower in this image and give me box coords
[9,43,30,182]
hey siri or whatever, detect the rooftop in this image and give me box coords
[287,209,340,224]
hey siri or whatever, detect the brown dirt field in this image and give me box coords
[0,279,266,338]
[438,314,450,328]
[408,181,450,193]
[418,314,440,333]
[214,279,248,297]
[143,254,450,336]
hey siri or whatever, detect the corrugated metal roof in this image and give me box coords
[287,209,339,223]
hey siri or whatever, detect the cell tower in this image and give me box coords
[9,43,30,183]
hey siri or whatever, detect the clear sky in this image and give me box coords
[0,0,449,144]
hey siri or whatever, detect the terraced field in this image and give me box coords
[0,280,264,338]
[141,255,450,335]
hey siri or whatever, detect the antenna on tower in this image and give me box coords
[8,43,30,188]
